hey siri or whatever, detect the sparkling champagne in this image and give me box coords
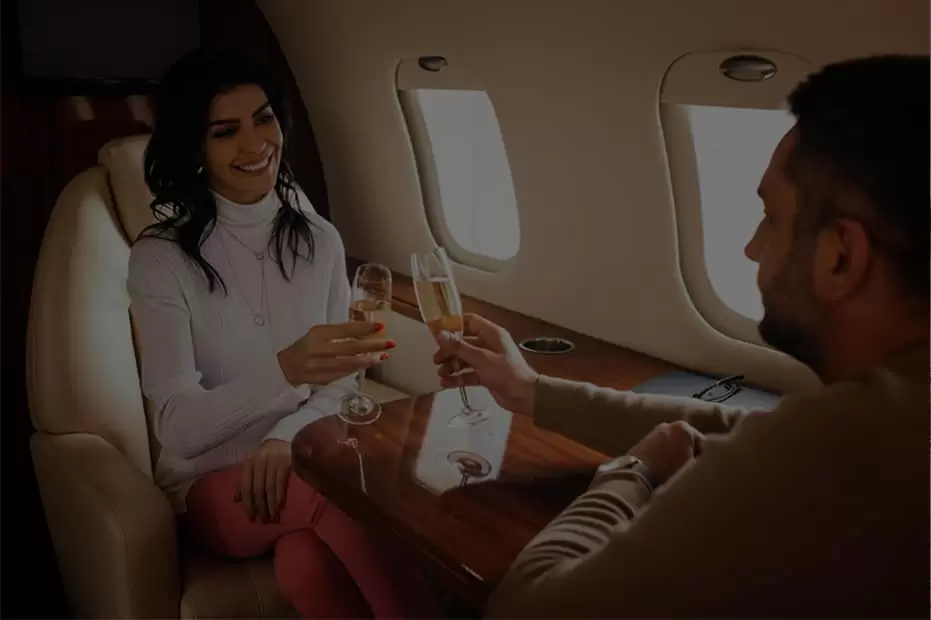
[410,247,488,428]
[349,298,391,338]
[339,261,392,426]
[413,277,462,335]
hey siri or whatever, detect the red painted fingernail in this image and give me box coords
[374,322,385,332]
[380,352,390,360]
[386,340,396,349]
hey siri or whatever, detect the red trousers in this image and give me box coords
[182,464,438,618]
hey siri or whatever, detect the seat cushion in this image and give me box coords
[180,548,299,619]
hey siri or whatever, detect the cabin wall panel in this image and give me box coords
[259,0,928,394]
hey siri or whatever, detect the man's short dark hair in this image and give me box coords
[786,54,929,300]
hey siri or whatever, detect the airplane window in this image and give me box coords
[686,104,795,321]
[405,89,521,263]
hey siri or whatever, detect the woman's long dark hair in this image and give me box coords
[140,48,315,293]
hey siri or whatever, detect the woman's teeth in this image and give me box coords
[235,154,272,173]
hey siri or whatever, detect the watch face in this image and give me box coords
[597,455,639,474]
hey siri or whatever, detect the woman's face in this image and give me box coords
[204,84,283,204]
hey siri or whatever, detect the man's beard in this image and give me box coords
[757,251,825,374]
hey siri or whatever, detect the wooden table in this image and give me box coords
[292,387,608,608]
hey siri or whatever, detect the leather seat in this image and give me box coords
[27,134,409,618]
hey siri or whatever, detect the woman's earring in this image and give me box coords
[196,165,205,175]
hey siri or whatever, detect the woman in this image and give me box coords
[128,48,435,618]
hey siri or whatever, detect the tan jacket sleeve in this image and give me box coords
[485,376,929,619]
[533,375,756,456]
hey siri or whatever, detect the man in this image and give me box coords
[433,55,929,617]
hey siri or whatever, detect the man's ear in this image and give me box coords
[812,218,871,301]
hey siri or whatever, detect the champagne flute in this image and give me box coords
[410,247,488,428]
[338,263,392,425]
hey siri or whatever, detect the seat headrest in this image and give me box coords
[98,134,157,242]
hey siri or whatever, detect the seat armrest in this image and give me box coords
[362,378,409,404]
[31,432,180,618]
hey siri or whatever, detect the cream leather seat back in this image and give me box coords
[27,134,156,478]
[26,134,184,618]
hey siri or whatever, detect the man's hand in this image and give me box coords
[432,313,540,413]
[627,421,704,486]
[235,439,292,523]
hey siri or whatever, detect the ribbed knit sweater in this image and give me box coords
[128,188,352,513]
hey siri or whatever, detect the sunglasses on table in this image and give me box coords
[691,374,745,403]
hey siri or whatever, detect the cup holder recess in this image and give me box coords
[518,336,575,355]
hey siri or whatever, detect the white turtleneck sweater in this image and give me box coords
[127,188,353,513]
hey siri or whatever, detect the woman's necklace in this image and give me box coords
[217,227,270,327]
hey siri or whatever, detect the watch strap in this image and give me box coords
[598,455,657,491]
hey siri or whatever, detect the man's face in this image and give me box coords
[744,126,825,369]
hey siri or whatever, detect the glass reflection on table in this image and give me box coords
[413,387,513,495]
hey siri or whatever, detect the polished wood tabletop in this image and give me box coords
[292,388,608,607]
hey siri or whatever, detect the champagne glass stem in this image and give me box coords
[451,358,473,411]
[355,368,364,397]
[458,387,472,410]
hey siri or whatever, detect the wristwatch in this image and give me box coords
[595,455,656,491]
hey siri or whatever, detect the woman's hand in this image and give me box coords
[234,438,292,523]
[277,321,395,387]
